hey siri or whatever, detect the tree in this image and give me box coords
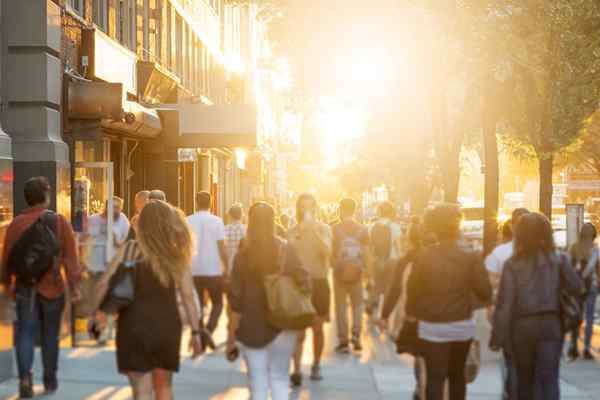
[498,0,600,217]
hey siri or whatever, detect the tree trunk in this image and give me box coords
[443,145,461,204]
[483,107,499,256]
[538,155,554,218]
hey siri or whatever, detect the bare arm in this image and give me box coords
[180,269,201,333]
[92,242,133,311]
[218,240,229,274]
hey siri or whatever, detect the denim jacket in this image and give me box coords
[493,251,582,350]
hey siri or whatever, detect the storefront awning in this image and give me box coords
[178,104,257,147]
[101,101,162,139]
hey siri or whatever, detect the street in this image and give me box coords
[1,311,600,400]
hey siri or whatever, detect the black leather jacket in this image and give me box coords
[406,240,492,323]
[493,252,583,349]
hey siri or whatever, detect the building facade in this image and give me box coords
[0,0,290,381]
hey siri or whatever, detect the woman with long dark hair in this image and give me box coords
[567,222,599,360]
[227,202,309,400]
[494,213,582,400]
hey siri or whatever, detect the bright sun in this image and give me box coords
[315,98,367,168]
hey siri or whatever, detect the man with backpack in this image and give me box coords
[331,198,370,353]
[368,201,402,315]
[0,177,81,398]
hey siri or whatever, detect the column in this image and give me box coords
[3,0,68,214]
[0,0,14,383]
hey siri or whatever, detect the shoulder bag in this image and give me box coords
[100,241,138,314]
[558,252,582,332]
[264,241,316,330]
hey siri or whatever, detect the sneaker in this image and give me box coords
[310,365,323,381]
[352,339,362,352]
[44,376,58,395]
[19,377,33,399]
[290,372,302,388]
[584,350,594,360]
[335,342,350,354]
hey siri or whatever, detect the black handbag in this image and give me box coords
[558,253,582,332]
[100,241,138,314]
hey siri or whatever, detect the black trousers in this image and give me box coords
[421,339,472,400]
[193,276,224,333]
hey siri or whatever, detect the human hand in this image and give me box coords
[189,334,204,359]
[375,319,388,331]
[71,287,82,303]
[225,341,239,362]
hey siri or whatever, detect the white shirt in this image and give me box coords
[485,241,514,275]
[188,211,226,277]
[419,319,477,342]
[86,212,130,272]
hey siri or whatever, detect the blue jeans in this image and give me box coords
[584,288,597,351]
[14,286,65,384]
[512,316,562,400]
[569,287,597,352]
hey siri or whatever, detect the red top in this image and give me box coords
[1,206,81,299]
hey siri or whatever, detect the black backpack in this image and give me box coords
[371,222,392,259]
[8,211,59,286]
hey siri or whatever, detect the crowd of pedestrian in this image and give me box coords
[1,176,599,400]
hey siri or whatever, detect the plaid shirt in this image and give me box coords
[224,222,246,273]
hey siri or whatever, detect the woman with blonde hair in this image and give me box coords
[93,200,203,400]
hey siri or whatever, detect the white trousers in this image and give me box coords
[241,330,298,400]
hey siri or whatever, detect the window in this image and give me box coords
[166,3,173,71]
[143,0,150,61]
[116,0,136,51]
[155,0,162,64]
[67,0,84,16]
[175,16,183,78]
[93,0,108,32]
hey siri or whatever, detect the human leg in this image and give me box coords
[13,286,38,397]
[38,293,65,391]
[534,341,562,400]
[192,277,207,329]
[421,340,451,400]
[242,344,269,400]
[512,324,537,400]
[333,278,350,347]
[349,281,364,346]
[127,372,154,400]
[268,331,298,400]
[152,369,174,400]
[290,330,305,386]
[584,289,597,353]
[311,319,325,380]
[205,276,224,333]
[446,340,471,400]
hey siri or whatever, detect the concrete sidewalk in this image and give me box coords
[1,314,600,399]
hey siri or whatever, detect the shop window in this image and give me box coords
[93,0,108,32]
[67,0,84,16]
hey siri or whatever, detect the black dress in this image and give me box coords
[116,259,182,373]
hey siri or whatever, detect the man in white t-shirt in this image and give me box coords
[85,196,130,345]
[187,191,228,334]
[86,196,130,273]
[487,207,528,400]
